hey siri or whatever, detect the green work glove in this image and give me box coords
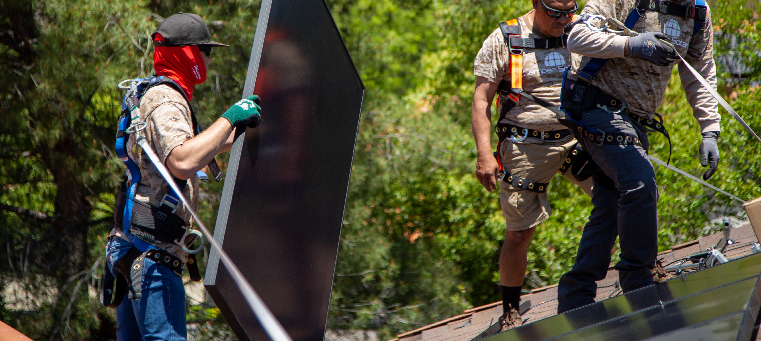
[221,95,262,128]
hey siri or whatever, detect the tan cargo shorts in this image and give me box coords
[499,136,592,231]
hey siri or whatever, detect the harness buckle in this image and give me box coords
[124,121,147,135]
[509,35,524,55]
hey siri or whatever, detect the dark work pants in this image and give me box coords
[557,108,658,313]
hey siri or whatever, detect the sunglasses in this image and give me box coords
[539,0,578,18]
[198,44,212,57]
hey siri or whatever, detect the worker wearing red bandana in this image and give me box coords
[105,13,262,340]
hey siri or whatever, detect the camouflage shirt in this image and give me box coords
[125,83,200,261]
[474,13,579,131]
[566,0,720,132]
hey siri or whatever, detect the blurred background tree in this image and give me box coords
[0,0,758,339]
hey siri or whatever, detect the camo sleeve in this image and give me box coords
[678,6,720,133]
[566,0,630,59]
[142,85,195,164]
[474,28,510,84]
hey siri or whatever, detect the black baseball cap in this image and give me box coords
[152,13,228,47]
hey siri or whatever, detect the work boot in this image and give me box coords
[652,259,674,283]
[498,308,522,331]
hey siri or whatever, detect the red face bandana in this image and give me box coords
[152,33,206,101]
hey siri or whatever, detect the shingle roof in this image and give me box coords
[393,223,761,341]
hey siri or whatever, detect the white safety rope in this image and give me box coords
[127,123,292,341]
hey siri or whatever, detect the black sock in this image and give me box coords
[501,285,522,314]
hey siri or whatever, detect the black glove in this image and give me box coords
[628,32,677,66]
[699,131,720,180]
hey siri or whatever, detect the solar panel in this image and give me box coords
[475,252,761,341]
[203,0,364,339]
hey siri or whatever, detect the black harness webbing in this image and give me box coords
[492,18,597,191]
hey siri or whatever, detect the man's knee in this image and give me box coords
[503,227,536,250]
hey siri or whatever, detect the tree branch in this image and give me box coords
[0,203,55,224]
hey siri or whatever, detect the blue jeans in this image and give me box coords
[106,237,187,340]
[557,108,659,313]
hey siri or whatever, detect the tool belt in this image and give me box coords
[102,190,202,308]
[100,240,201,308]
[495,123,573,142]
[494,126,590,192]
[560,77,671,155]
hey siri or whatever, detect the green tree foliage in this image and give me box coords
[1,0,759,339]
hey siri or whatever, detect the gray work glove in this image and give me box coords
[221,95,262,128]
[699,131,720,180]
[628,32,677,66]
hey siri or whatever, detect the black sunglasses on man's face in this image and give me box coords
[539,0,578,18]
[198,44,212,57]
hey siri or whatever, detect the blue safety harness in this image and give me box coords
[115,75,200,253]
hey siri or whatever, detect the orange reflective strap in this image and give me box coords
[510,54,523,90]
[505,19,523,92]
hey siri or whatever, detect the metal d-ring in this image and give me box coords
[509,128,530,143]
[597,100,627,114]
[175,228,205,254]
[118,79,134,90]
[125,121,147,135]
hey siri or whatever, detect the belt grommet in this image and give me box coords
[507,176,513,182]
[134,264,140,270]
[611,99,617,106]
[164,256,171,263]
[173,260,179,267]
[578,127,582,132]
[522,128,527,134]
[556,133,561,138]
[607,135,613,141]
[528,183,534,189]
[544,133,549,138]
[560,166,566,170]
[566,158,571,163]
[188,258,194,264]
[517,180,523,186]
[533,130,538,136]
[597,136,602,141]
[572,150,578,155]
[539,186,544,191]
[512,127,517,133]
[647,119,653,124]
[617,136,623,142]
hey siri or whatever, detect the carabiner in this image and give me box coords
[509,128,530,143]
[604,17,638,37]
[175,228,205,254]
[581,14,608,32]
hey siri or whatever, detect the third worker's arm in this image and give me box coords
[566,0,675,65]
[678,8,721,180]
[472,77,501,192]
[167,96,261,180]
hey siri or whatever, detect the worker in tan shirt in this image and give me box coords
[472,0,592,331]
[556,0,720,313]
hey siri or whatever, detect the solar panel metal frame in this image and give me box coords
[476,252,761,341]
[203,0,364,339]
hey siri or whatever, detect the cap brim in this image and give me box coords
[205,41,228,47]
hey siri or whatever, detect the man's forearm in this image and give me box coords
[166,117,234,179]
[567,23,627,59]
